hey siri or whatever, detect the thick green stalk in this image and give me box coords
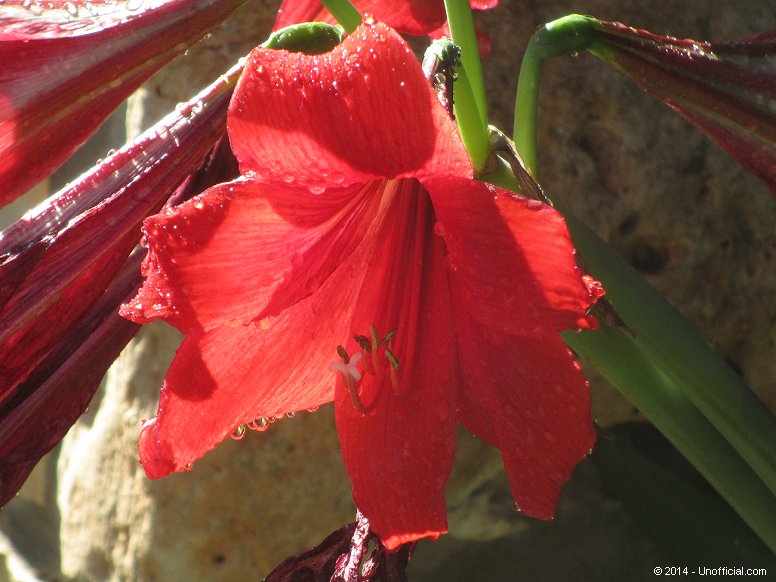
[565,213,776,499]
[451,65,490,171]
[565,325,776,554]
[443,0,490,170]
[513,14,596,172]
[320,0,361,33]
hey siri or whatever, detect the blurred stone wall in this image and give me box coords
[1,0,774,580]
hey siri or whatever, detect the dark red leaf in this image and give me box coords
[0,60,239,408]
[0,251,142,508]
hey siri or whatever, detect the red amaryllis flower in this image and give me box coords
[587,20,776,196]
[122,20,601,548]
[0,0,247,206]
[273,0,497,37]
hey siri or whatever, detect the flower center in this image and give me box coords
[330,325,400,413]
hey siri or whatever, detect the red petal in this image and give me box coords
[335,181,459,549]
[0,0,242,206]
[455,309,595,519]
[228,20,471,188]
[137,188,396,478]
[470,0,498,8]
[426,177,599,336]
[427,21,493,58]
[273,0,498,36]
[123,180,383,334]
[272,0,443,36]
[273,0,331,31]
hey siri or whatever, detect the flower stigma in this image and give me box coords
[330,326,401,413]
[330,349,367,413]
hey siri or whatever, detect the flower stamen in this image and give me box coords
[358,326,401,391]
[330,327,401,412]
[384,347,401,394]
[330,347,370,413]
[369,325,382,380]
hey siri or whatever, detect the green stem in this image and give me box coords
[443,0,490,170]
[566,213,776,500]
[451,65,490,171]
[319,0,361,33]
[565,325,776,554]
[513,14,596,173]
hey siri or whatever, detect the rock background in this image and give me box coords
[1,0,774,580]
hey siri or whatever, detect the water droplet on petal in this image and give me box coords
[231,425,247,440]
[247,418,270,432]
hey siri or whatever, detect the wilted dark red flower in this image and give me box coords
[122,20,601,548]
[588,20,776,196]
[0,61,239,508]
[0,0,247,206]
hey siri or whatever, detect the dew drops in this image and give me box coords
[432,221,446,236]
[231,424,247,440]
[126,0,143,10]
[247,418,270,432]
[285,411,296,419]
[175,102,193,116]
[27,2,44,16]
[328,171,345,185]
[308,184,326,195]
[63,1,78,17]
